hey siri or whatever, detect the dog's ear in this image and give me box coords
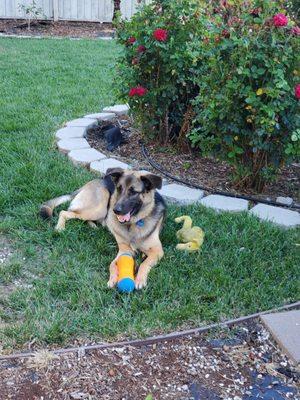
[105,167,124,182]
[141,174,162,191]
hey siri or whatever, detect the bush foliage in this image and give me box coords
[116,0,300,190]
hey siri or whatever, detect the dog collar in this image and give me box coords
[136,219,144,227]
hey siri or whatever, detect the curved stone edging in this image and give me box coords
[55,105,300,229]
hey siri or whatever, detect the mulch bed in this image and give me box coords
[87,119,300,203]
[0,320,299,399]
[0,19,113,38]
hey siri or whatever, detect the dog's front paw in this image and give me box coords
[107,275,118,289]
[135,273,148,290]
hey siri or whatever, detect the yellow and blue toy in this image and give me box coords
[116,253,135,293]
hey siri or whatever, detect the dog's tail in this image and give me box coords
[40,190,79,220]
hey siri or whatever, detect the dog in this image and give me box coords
[40,169,166,289]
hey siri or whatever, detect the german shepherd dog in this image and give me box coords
[40,169,166,289]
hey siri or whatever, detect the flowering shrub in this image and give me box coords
[189,0,300,190]
[115,0,207,144]
[116,0,300,190]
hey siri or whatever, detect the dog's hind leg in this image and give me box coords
[55,210,81,232]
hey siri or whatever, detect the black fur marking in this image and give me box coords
[154,191,166,207]
[105,168,124,183]
[39,206,52,220]
[124,175,133,187]
[142,191,167,240]
[102,175,115,196]
[141,174,162,191]
[102,175,115,221]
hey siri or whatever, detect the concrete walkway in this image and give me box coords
[261,310,300,365]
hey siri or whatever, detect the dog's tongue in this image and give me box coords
[117,212,131,223]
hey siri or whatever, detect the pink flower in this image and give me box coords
[222,29,230,38]
[153,28,168,42]
[129,88,137,97]
[250,8,261,17]
[137,45,146,53]
[295,84,300,100]
[291,26,300,36]
[128,36,136,44]
[228,16,241,26]
[135,86,147,96]
[273,13,288,27]
[129,86,147,97]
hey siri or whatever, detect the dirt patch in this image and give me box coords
[0,19,114,38]
[87,119,300,203]
[0,320,299,399]
[0,237,13,266]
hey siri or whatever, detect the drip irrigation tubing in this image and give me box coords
[139,140,300,210]
[0,300,299,360]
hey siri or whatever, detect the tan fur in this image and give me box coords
[53,180,110,232]
[40,171,165,289]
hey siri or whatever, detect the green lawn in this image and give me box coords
[0,37,299,351]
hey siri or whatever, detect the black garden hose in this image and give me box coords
[139,140,300,210]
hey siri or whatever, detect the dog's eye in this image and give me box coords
[129,187,138,196]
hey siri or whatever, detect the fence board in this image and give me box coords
[70,0,77,19]
[77,0,84,20]
[0,0,147,21]
[85,0,92,20]
[0,2,4,16]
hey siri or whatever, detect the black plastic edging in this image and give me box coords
[0,300,299,361]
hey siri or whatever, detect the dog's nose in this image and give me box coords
[113,204,123,215]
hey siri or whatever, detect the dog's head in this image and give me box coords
[106,168,162,224]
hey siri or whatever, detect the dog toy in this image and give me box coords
[175,215,204,251]
[116,253,135,293]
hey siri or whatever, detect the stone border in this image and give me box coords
[55,105,300,229]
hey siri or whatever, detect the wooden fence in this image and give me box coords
[0,0,149,22]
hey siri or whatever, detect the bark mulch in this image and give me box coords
[0,20,113,38]
[0,320,299,400]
